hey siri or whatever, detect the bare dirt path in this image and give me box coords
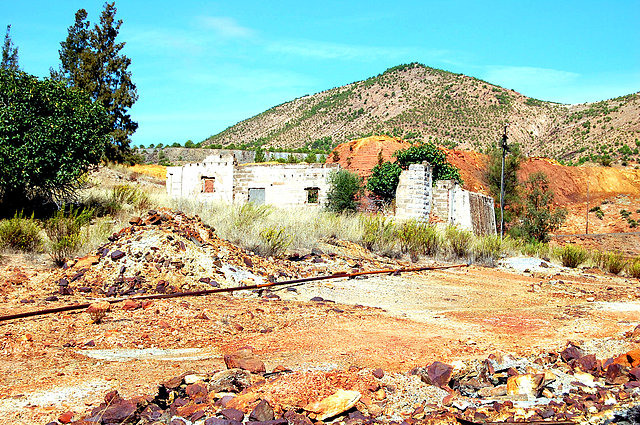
[1,260,639,424]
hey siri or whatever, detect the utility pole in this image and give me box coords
[499,125,509,239]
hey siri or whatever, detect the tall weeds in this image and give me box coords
[0,211,43,252]
[44,206,93,266]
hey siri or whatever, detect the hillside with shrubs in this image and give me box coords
[204,63,640,164]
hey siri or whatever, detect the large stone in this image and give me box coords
[221,408,245,422]
[224,348,266,374]
[560,345,584,362]
[209,369,252,393]
[284,410,314,425]
[304,389,361,421]
[423,361,453,388]
[506,374,543,399]
[249,400,274,422]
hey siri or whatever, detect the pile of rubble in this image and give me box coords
[44,210,393,302]
[47,338,640,425]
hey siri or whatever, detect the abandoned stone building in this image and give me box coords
[166,154,340,207]
[395,163,496,235]
[167,156,496,235]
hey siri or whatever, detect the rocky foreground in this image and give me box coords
[47,337,640,425]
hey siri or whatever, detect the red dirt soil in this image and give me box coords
[327,136,640,234]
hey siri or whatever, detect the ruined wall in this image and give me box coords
[141,148,308,165]
[468,192,497,236]
[395,163,433,222]
[166,154,235,202]
[430,180,496,235]
[232,163,339,207]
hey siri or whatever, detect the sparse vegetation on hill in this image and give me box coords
[203,63,640,163]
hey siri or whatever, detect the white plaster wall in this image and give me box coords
[166,154,235,202]
[233,163,339,207]
[449,185,473,230]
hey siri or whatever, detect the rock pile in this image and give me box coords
[48,340,640,425]
[44,210,391,302]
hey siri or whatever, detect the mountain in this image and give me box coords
[204,63,640,163]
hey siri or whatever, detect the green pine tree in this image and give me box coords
[1,25,19,71]
[54,3,138,162]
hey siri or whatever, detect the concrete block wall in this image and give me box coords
[232,163,338,207]
[394,163,433,222]
[429,179,496,235]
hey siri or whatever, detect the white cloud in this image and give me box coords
[197,16,254,39]
[483,66,580,90]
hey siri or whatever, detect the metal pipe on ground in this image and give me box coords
[0,263,469,322]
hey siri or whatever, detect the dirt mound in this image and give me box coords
[35,209,397,305]
[325,135,410,180]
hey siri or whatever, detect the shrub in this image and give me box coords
[0,69,109,209]
[557,244,588,268]
[604,251,626,275]
[627,258,640,279]
[397,220,441,261]
[360,214,397,256]
[112,184,150,210]
[0,211,43,252]
[366,161,402,204]
[259,226,292,257]
[517,172,566,242]
[520,240,550,258]
[473,234,503,265]
[44,206,93,266]
[232,203,272,229]
[394,142,462,184]
[445,226,472,258]
[326,170,363,213]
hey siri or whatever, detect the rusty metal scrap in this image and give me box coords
[0,263,468,322]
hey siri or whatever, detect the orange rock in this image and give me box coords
[74,255,101,269]
[305,389,361,421]
[627,349,640,367]
[58,411,74,424]
[122,300,142,311]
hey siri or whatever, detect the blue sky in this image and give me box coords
[4,0,640,146]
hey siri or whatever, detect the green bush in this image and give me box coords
[259,226,292,257]
[557,244,588,268]
[394,142,462,184]
[44,206,93,266]
[520,240,549,258]
[366,161,402,204]
[605,251,626,275]
[233,203,272,229]
[360,214,397,256]
[445,226,472,258]
[473,234,503,265]
[112,184,150,209]
[0,69,109,209]
[326,170,363,213]
[397,220,441,261]
[627,258,640,279]
[0,211,43,252]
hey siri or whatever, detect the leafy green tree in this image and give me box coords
[326,170,363,213]
[0,70,109,211]
[485,143,522,225]
[304,152,317,163]
[254,147,266,163]
[184,140,196,148]
[394,142,462,184]
[366,161,402,203]
[1,25,19,71]
[516,172,566,242]
[53,3,137,162]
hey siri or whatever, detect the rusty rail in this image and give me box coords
[0,263,469,322]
